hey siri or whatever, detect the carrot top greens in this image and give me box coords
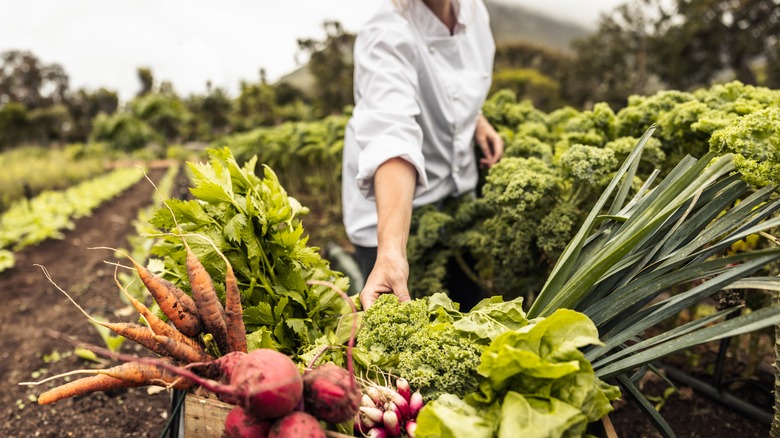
[150,147,349,357]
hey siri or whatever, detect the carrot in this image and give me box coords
[37,374,141,405]
[114,271,210,360]
[178,232,247,353]
[178,232,247,354]
[157,191,232,354]
[154,334,213,363]
[21,361,192,390]
[93,247,202,338]
[223,263,248,353]
[185,242,231,354]
[36,264,170,357]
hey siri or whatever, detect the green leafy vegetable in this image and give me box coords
[150,147,349,357]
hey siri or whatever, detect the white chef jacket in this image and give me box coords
[342,0,495,247]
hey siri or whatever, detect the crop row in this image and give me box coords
[0,166,146,272]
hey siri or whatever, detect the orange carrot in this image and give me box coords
[22,361,192,391]
[180,232,246,354]
[37,264,171,357]
[37,374,141,405]
[158,192,231,355]
[92,247,202,338]
[98,361,193,389]
[154,334,213,363]
[185,245,230,354]
[114,272,208,358]
[224,263,247,353]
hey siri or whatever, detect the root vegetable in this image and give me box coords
[367,427,389,438]
[37,264,170,357]
[93,247,201,337]
[396,378,411,402]
[37,374,142,405]
[302,363,361,424]
[185,244,230,354]
[409,391,424,418]
[359,406,385,424]
[383,409,401,437]
[268,412,325,438]
[224,406,272,438]
[406,420,417,438]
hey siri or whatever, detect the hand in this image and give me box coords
[359,250,412,310]
[474,114,504,168]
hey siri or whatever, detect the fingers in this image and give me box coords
[475,116,504,168]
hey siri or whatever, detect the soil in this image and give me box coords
[0,164,776,437]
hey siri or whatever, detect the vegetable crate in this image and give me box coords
[183,393,230,438]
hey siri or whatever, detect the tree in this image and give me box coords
[297,21,355,116]
[136,67,154,97]
[653,0,780,88]
[65,87,119,142]
[131,92,191,144]
[566,1,659,109]
[233,70,279,130]
[0,102,28,149]
[0,50,69,109]
[184,81,233,139]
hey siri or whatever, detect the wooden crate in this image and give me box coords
[183,393,231,437]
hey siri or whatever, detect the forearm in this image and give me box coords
[374,157,417,259]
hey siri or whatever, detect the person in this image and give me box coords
[341,0,504,310]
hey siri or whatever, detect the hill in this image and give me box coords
[485,0,590,51]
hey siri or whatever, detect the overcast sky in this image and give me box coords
[2,0,629,101]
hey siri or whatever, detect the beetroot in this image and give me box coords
[268,411,325,438]
[223,406,271,438]
[302,362,361,424]
[229,349,303,419]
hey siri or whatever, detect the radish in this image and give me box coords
[302,362,361,424]
[383,409,401,437]
[396,378,411,402]
[409,391,424,418]
[268,411,325,438]
[223,406,272,438]
[405,420,417,438]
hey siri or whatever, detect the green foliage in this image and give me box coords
[90,112,159,152]
[0,167,144,271]
[0,144,106,210]
[490,68,562,111]
[212,114,347,205]
[131,92,192,143]
[406,81,780,303]
[413,307,619,438]
[149,147,348,356]
[709,107,780,187]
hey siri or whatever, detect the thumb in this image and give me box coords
[394,285,412,303]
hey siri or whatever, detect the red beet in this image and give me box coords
[268,411,325,438]
[302,362,361,424]
[223,406,271,438]
[230,349,303,420]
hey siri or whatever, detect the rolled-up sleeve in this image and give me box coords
[351,24,428,200]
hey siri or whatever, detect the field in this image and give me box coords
[0,167,173,437]
[0,160,774,437]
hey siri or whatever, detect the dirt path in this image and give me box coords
[0,167,172,437]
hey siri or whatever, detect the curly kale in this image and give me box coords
[397,322,482,400]
[482,157,562,216]
[605,136,665,170]
[356,294,483,400]
[559,144,618,185]
[356,294,429,356]
[709,107,780,187]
